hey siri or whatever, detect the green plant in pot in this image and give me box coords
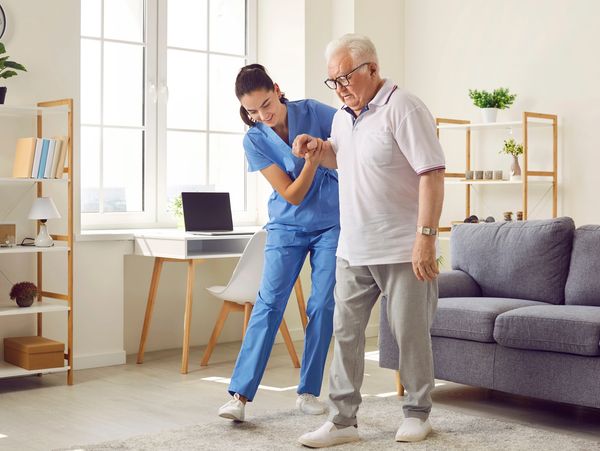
[468,87,516,123]
[500,137,523,181]
[9,281,38,308]
[169,194,184,228]
[0,42,27,104]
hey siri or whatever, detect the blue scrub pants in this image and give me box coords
[228,225,339,401]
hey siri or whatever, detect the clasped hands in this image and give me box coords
[292,134,324,165]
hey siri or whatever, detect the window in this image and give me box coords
[80,0,256,229]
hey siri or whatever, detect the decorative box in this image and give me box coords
[3,336,64,370]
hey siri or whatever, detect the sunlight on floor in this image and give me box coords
[201,376,298,392]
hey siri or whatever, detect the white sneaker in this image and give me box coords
[298,421,359,448]
[218,393,245,422]
[395,417,432,442]
[296,393,327,415]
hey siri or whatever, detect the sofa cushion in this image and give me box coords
[451,217,574,305]
[431,297,546,342]
[565,225,600,306]
[494,305,600,356]
[438,270,482,298]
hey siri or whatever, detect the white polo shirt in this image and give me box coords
[330,79,445,266]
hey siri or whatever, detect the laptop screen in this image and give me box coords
[182,192,234,232]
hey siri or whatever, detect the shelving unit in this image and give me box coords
[437,112,558,232]
[0,99,74,384]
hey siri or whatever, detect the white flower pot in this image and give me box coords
[481,108,498,123]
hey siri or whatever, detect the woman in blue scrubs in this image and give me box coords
[218,64,339,422]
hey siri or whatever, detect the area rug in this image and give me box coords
[62,396,597,450]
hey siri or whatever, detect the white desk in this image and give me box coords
[133,229,307,374]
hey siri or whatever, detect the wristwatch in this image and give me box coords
[417,226,438,236]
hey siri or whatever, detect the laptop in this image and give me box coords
[181,192,256,236]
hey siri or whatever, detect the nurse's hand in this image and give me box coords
[292,134,317,158]
[305,143,325,166]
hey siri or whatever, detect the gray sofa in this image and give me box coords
[379,217,600,409]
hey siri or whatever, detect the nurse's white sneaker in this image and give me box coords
[298,421,359,448]
[296,393,327,415]
[218,393,245,422]
[395,417,432,442]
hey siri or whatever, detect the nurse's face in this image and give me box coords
[240,85,286,128]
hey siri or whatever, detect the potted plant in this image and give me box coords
[9,281,38,308]
[169,194,184,228]
[0,41,27,104]
[500,137,524,181]
[468,87,516,123]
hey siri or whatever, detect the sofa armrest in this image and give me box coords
[439,270,482,298]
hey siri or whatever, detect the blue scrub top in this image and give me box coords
[243,99,339,233]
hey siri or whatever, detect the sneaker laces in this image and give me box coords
[298,393,318,403]
[226,393,242,406]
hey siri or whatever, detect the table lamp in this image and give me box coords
[28,197,61,247]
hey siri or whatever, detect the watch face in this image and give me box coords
[0,5,6,39]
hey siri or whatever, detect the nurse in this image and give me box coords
[218,64,339,422]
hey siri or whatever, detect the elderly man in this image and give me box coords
[293,34,445,447]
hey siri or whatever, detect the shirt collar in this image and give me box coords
[341,79,397,121]
[368,79,398,107]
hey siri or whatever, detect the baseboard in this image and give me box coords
[278,323,379,344]
[74,350,127,370]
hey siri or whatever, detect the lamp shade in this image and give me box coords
[28,197,61,220]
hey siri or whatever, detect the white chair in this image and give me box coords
[200,229,300,368]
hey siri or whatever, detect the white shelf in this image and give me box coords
[0,104,69,117]
[0,245,69,255]
[0,177,67,185]
[437,118,553,131]
[0,361,69,379]
[0,300,70,317]
[445,179,553,186]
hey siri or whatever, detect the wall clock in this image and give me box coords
[0,4,6,39]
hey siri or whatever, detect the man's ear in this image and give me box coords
[369,63,378,77]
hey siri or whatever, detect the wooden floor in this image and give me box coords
[1,338,599,450]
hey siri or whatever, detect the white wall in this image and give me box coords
[0,0,130,369]
[404,0,600,226]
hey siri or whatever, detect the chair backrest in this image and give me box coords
[216,229,267,303]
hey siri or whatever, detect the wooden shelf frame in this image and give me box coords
[436,112,558,232]
[35,98,74,385]
[0,98,74,384]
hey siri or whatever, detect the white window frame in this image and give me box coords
[81,0,258,230]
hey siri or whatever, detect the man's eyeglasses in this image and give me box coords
[324,62,370,90]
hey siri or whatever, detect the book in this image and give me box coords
[31,138,44,178]
[12,137,37,178]
[50,138,62,178]
[43,139,56,178]
[37,139,50,179]
[52,136,68,178]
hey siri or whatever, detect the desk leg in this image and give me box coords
[395,370,405,397]
[294,278,308,332]
[137,257,164,364]
[181,259,195,374]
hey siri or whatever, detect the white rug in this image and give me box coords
[62,396,598,450]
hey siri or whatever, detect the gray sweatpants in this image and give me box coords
[328,258,438,426]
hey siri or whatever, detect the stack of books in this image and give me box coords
[11,137,68,179]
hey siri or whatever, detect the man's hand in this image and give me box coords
[292,134,319,158]
[412,235,439,282]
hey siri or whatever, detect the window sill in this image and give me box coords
[77,229,137,242]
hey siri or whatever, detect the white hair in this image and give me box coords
[325,33,379,65]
